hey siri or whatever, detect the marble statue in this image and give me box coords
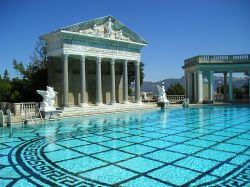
[157,84,169,107]
[104,17,113,37]
[37,86,58,112]
[116,30,123,40]
[183,98,190,108]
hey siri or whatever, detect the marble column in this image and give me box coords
[80,55,87,106]
[135,61,141,103]
[248,70,250,101]
[229,71,233,101]
[96,57,103,105]
[63,54,69,107]
[209,71,214,101]
[197,71,203,103]
[110,58,116,105]
[224,72,228,101]
[193,72,197,102]
[187,72,192,100]
[123,60,129,104]
[185,71,188,98]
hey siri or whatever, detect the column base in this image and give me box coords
[95,102,103,106]
[80,103,89,107]
[109,101,116,105]
[135,100,142,104]
[122,100,130,104]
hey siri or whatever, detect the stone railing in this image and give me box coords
[184,54,250,67]
[166,95,185,103]
[0,102,38,115]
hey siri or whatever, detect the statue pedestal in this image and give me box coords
[40,110,60,119]
[157,102,169,108]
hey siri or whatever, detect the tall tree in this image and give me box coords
[12,40,48,101]
[166,83,185,95]
[128,62,145,86]
[3,69,9,80]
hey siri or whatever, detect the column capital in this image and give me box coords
[110,58,115,65]
[63,54,69,59]
[134,61,140,66]
[96,57,102,63]
[80,55,85,62]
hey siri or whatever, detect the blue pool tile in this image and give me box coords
[56,156,106,173]
[243,149,250,156]
[161,135,190,143]
[144,150,185,163]
[56,139,89,148]
[200,135,229,142]
[44,143,64,152]
[105,132,130,138]
[120,136,151,143]
[0,166,20,178]
[73,144,109,155]
[45,149,83,162]
[166,144,202,155]
[212,143,247,153]
[118,157,163,173]
[191,175,218,186]
[211,163,236,177]
[230,155,250,165]
[80,165,136,184]
[121,176,170,187]
[142,140,174,148]
[0,179,12,186]
[178,132,201,138]
[83,136,111,143]
[98,140,131,148]
[142,132,167,139]
[94,150,134,162]
[212,131,238,137]
[119,144,155,155]
[175,156,219,172]
[148,165,200,186]
[226,138,250,146]
[195,149,235,162]
[12,178,37,187]
[185,139,216,148]
[0,144,7,149]
[0,156,9,165]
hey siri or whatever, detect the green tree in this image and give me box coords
[166,83,185,95]
[128,62,144,86]
[0,73,12,101]
[3,69,9,80]
[12,40,48,101]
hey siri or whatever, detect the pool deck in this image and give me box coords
[7,103,174,125]
[5,102,250,125]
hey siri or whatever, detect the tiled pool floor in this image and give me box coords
[0,106,250,186]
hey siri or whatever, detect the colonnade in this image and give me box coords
[62,54,141,106]
[185,70,250,103]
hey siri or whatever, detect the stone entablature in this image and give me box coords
[184,54,250,67]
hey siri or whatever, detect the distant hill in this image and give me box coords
[139,76,247,95]
[140,77,185,95]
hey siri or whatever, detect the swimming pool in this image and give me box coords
[0,105,250,186]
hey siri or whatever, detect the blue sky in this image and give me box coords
[0,0,249,81]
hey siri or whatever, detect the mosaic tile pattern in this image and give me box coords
[0,106,250,186]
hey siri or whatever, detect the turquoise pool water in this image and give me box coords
[0,106,250,186]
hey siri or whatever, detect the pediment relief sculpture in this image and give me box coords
[77,18,132,42]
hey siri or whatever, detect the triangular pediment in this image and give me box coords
[61,16,147,45]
